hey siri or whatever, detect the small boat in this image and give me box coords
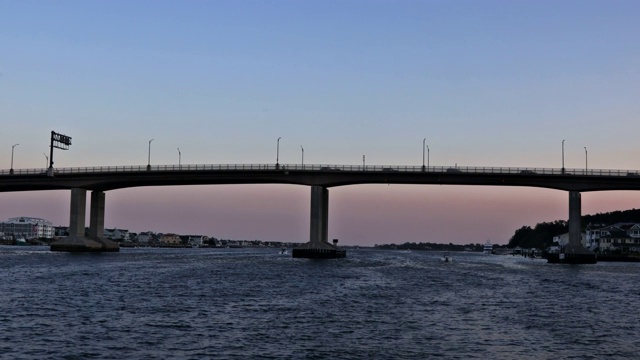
[279,248,288,255]
[442,252,453,262]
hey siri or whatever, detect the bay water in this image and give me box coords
[1,246,639,359]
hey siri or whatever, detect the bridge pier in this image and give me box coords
[50,189,119,252]
[292,186,345,259]
[547,191,596,264]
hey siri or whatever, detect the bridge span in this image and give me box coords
[2,163,640,261]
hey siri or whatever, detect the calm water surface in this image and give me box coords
[1,246,639,359]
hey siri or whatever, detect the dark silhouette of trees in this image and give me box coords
[508,208,640,249]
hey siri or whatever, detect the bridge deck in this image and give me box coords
[1,164,640,192]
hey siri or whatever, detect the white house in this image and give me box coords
[0,217,54,239]
[585,223,640,253]
[136,232,155,244]
[104,228,129,241]
[552,232,587,249]
[187,235,208,246]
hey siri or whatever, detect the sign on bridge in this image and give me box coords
[48,130,73,175]
[51,131,72,150]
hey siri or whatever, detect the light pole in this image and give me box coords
[363,155,365,168]
[584,146,588,173]
[422,138,426,171]
[276,137,281,169]
[300,145,304,169]
[561,139,565,174]
[43,153,48,168]
[177,147,181,169]
[427,145,430,169]
[147,139,154,171]
[10,143,19,174]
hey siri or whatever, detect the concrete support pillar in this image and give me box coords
[68,188,87,237]
[568,191,582,250]
[309,185,329,244]
[51,188,118,252]
[545,190,595,263]
[293,186,345,258]
[89,191,105,239]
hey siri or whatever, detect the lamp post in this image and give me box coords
[422,138,426,171]
[10,143,19,174]
[561,139,565,174]
[147,139,154,171]
[427,145,430,169]
[43,153,48,168]
[276,137,281,169]
[177,147,181,169]
[300,145,304,169]
[363,155,365,168]
[584,146,588,174]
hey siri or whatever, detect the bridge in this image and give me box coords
[2,163,640,261]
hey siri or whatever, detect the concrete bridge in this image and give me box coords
[2,163,640,261]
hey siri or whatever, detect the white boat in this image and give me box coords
[279,248,288,255]
[442,252,453,262]
[483,240,493,254]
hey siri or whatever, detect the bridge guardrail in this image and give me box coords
[2,164,640,178]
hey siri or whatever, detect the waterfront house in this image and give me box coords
[586,223,640,253]
[160,233,181,245]
[0,217,54,239]
[552,232,588,251]
[188,235,208,246]
[136,232,156,244]
[104,228,129,241]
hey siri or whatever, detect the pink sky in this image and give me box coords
[1,185,638,246]
[2,2,640,247]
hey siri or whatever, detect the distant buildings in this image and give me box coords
[160,233,181,245]
[0,216,295,249]
[551,223,640,255]
[552,233,587,250]
[585,223,640,254]
[104,228,130,241]
[0,217,54,239]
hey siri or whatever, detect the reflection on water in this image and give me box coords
[1,246,639,359]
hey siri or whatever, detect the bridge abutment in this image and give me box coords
[51,189,119,252]
[292,186,345,259]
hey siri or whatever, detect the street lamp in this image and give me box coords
[427,145,430,169]
[584,147,588,173]
[300,145,304,169]
[10,143,19,174]
[43,153,48,168]
[147,139,154,171]
[177,147,181,169]
[561,139,565,174]
[422,138,426,171]
[276,137,281,169]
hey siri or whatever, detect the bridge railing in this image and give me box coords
[1,164,640,177]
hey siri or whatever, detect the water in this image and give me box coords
[1,246,639,359]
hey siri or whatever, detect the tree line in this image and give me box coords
[508,208,640,249]
[374,208,640,251]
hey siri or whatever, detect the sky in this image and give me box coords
[2,0,640,246]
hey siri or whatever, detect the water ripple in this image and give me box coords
[1,247,639,359]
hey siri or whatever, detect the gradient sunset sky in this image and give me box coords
[2,1,640,246]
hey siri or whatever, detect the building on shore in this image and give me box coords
[160,233,181,245]
[104,228,130,241]
[585,223,640,254]
[0,217,54,240]
[552,232,587,251]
